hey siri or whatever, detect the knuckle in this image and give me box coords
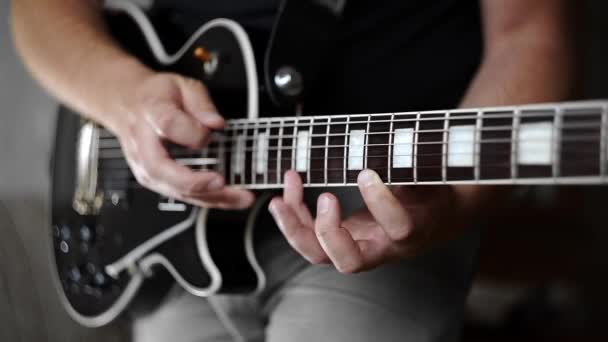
[186,77,207,91]
[134,170,151,187]
[314,228,330,241]
[183,181,206,197]
[153,111,174,136]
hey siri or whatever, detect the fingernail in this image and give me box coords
[268,202,277,215]
[200,112,223,124]
[317,195,331,215]
[358,169,380,187]
[207,177,224,191]
[268,202,284,229]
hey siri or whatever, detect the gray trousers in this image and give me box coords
[133,225,479,342]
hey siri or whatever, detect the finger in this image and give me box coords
[268,198,329,264]
[135,128,224,194]
[184,186,255,209]
[283,170,314,227]
[315,193,364,273]
[178,77,224,129]
[358,169,413,242]
[143,102,210,148]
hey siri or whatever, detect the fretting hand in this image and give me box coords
[269,169,489,273]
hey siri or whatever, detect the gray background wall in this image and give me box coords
[1,1,607,341]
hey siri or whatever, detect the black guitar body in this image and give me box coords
[51,5,276,327]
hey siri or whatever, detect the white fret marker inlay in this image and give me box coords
[448,125,475,167]
[517,121,553,165]
[348,130,366,170]
[235,135,246,175]
[296,131,310,172]
[393,128,414,168]
[256,132,268,175]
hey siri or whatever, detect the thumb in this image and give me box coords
[178,77,224,129]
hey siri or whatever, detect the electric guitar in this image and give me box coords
[50,1,608,328]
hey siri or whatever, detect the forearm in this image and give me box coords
[460,1,581,107]
[11,0,152,129]
[456,2,581,212]
[460,39,580,108]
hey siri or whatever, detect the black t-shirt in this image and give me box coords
[154,0,482,113]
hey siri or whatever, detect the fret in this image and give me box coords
[251,121,258,185]
[343,116,350,184]
[310,117,328,185]
[364,115,371,170]
[295,125,310,175]
[480,110,512,180]
[391,113,416,183]
[327,117,347,183]
[474,110,482,182]
[447,112,476,181]
[413,112,420,183]
[517,109,554,178]
[387,113,394,184]
[229,125,238,185]
[560,107,602,177]
[346,116,367,183]
[264,121,271,185]
[602,104,608,178]
[307,118,314,185]
[441,111,449,183]
[552,107,563,179]
[242,122,252,185]
[416,112,444,182]
[276,119,284,184]
[510,109,520,180]
[291,118,298,172]
[367,114,391,182]
[324,117,331,185]
[278,119,295,181]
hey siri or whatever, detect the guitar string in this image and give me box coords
[100,163,605,189]
[96,135,604,162]
[99,157,604,186]
[98,147,602,167]
[96,109,605,137]
[97,121,603,145]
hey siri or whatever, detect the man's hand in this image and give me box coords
[112,72,254,209]
[268,170,485,273]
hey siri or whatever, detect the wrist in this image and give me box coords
[90,56,154,133]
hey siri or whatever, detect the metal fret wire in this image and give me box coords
[387,113,394,185]
[441,111,449,183]
[474,110,482,181]
[601,104,608,178]
[552,107,563,179]
[510,109,521,179]
[324,117,331,185]
[413,112,421,183]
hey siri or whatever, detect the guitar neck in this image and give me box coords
[99,100,608,188]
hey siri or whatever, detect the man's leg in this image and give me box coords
[264,227,480,342]
[132,286,264,342]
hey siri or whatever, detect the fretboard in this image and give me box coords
[99,100,608,188]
